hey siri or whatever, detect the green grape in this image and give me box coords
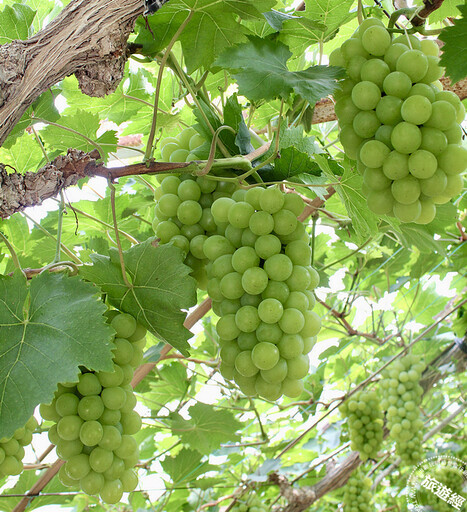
[421,55,443,83]
[283,193,305,216]
[407,150,438,180]
[384,43,408,71]
[285,240,311,266]
[341,38,369,61]
[285,291,309,312]
[339,125,364,160]
[177,200,202,225]
[113,338,135,365]
[121,468,138,492]
[56,439,84,459]
[211,197,235,223]
[220,272,244,300]
[203,235,234,261]
[251,342,280,370]
[396,49,428,82]
[375,95,402,125]
[401,95,432,125]
[278,334,304,359]
[65,453,91,480]
[155,220,180,243]
[420,39,439,57]
[443,173,464,197]
[101,387,127,410]
[286,355,309,379]
[78,396,104,421]
[263,254,293,281]
[391,175,421,204]
[282,378,304,398]
[382,152,409,180]
[335,96,360,125]
[329,47,346,66]
[363,167,392,190]
[238,332,258,350]
[255,376,282,401]
[249,210,274,236]
[415,199,436,224]
[256,322,282,344]
[382,71,412,99]
[217,314,241,340]
[100,408,122,426]
[257,298,284,323]
[361,25,391,56]
[79,421,103,446]
[80,470,105,495]
[235,351,259,377]
[244,187,264,209]
[254,234,281,259]
[178,180,201,201]
[40,402,60,422]
[425,101,457,131]
[351,81,381,110]
[97,364,124,388]
[228,201,255,228]
[231,247,260,273]
[419,126,448,156]
[390,122,422,154]
[360,58,390,88]
[366,190,394,214]
[300,310,321,337]
[408,82,436,102]
[241,267,269,295]
[353,111,381,138]
[360,140,391,168]
[169,149,190,162]
[258,186,284,213]
[235,306,260,333]
[273,209,298,235]
[347,55,367,82]
[374,124,393,149]
[56,393,80,417]
[278,308,305,334]
[444,124,462,144]
[114,434,138,459]
[438,144,467,175]
[393,34,422,50]
[120,411,142,435]
[100,479,123,504]
[110,313,136,339]
[393,200,422,223]
[58,415,84,441]
[261,358,288,383]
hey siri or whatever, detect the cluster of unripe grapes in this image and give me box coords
[0,416,38,478]
[339,390,384,461]
[40,311,145,504]
[380,354,425,465]
[153,128,238,288]
[231,494,268,512]
[332,17,466,224]
[203,186,321,400]
[343,472,373,512]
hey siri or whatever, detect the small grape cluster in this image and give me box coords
[380,354,425,465]
[231,494,268,512]
[343,473,373,512]
[0,416,38,478]
[203,185,321,400]
[41,312,146,504]
[332,18,467,224]
[153,127,238,288]
[339,390,384,461]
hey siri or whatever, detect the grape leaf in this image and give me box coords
[279,0,354,55]
[135,0,276,72]
[168,402,242,454]
[0,134,44,174]
[41,110,117,162]
[161,448,216,484]
[0,3,36,44]
[223,94,254,155]
[439,5,467,84]
[0,271,114,438]
[214,36,345,104]
[79,240,197,355]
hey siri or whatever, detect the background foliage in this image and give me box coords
[0,0,466,510]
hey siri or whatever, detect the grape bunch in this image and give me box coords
[231,494,268,512]
[331,18,467,224]
[380,354,425,465]
[0,416,38,478]
[153,127,238,288]
[343,472,373,512]
[40,311,145,504]
[203,185,321,400]
[339,390,384,461]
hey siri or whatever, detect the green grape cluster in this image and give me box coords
[203,185,321,400]
[331,18,466,224]
[153,127,238,289]
[339,390,384,461]
[0,416,38,478]
[40,311,146,504]
[417,465,465,511]
[380,354,425,465]
[231,494,268,512]
[343,473,373,512]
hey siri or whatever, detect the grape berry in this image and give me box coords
[0,416,38,478]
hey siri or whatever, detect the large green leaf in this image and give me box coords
[161,448,215,484]
[0,3,36,44]
[80,240,197,355]
[135,0,276,72]
[439,4,467,83]
[0,271,114,438]
[214,36,345,104]
[168,402,242,454]
[279,0,355,55]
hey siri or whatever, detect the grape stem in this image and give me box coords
[0,230,23,272]
[197,125,237,176]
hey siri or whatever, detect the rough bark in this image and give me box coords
[0,0,144,146]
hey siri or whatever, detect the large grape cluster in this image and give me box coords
[203,185,321,400]
[0,416,38,478]
[380,354,425,465]
[231,494,268,512]
[343,472,373,512]
[331,18,467,224]
[339,390,384,461]
[153,127,238,288]
[40,311,145,504]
